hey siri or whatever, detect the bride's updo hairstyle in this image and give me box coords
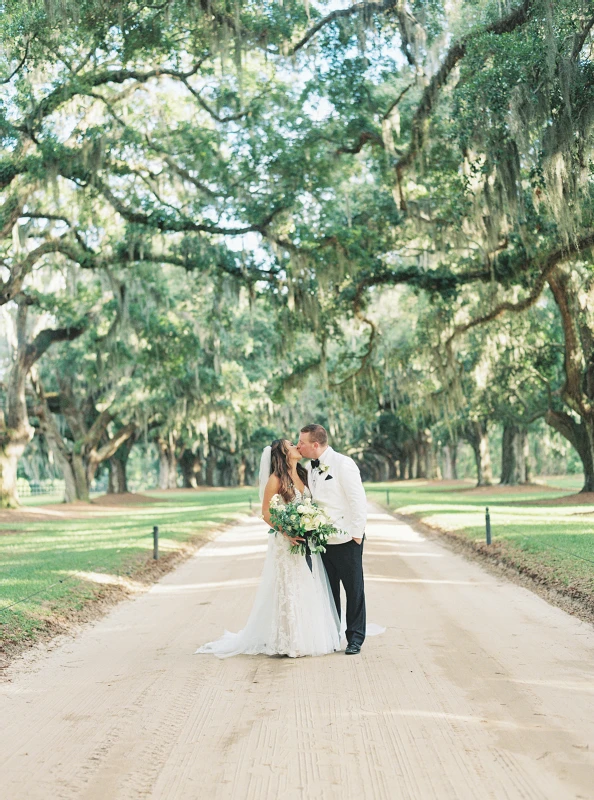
[270,439,308,502]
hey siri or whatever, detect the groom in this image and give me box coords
[298,424,367,655]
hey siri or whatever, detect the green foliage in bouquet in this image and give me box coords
[268,495,341,557]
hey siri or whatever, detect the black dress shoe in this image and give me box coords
[345,642,362,655]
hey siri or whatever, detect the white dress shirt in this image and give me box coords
[307,446,367,545]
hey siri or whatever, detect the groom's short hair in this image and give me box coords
[300,423,328,445]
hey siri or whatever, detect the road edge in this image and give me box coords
[0,513,253,677]
[371,501,594,629]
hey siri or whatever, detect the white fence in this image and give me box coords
[16,478,66,497]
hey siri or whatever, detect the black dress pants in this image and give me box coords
[321,535,366,646]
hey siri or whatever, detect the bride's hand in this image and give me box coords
[285,533,305,546]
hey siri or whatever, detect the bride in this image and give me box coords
[194,439,341,658]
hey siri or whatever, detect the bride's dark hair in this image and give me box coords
[270,439,308,502]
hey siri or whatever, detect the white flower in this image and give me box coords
[297,504,306,513]
[319,464,330,473]
[270,494,281,507]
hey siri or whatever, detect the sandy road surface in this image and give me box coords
[1,506,594,800]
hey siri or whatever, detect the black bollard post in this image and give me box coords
[485,507,491,545]
[249,497,253,511]
[153,525,159,559]
[386,489,390,507]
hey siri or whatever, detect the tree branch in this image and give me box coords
[19,61,204,132]
[446,232,594,344]
[93,175,282,236]
[93,423,137,464]
[289,0,398,55]
[350,263,490,313]
[179,78,255,122]
[394,0,533,203]
[572,13,594,60]
[24,317,93,372]
[0,38,31,85]
[547,267,592,418]
[336,130,384,155]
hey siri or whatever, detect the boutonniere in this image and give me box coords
[319,464,331,474]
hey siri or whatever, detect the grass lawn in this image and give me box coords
[0,487,258,656]
[366,478,594,602]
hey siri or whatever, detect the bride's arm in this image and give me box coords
[262,475,304,545]
[261,474,281,526]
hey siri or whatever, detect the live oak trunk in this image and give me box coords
[205,452,216,486]
[108,453,128,494]
[0,370,33,507]
[441,443,458,480]
[0,304,44,506]
[108,435,137,494]
[417,429,440,480]
[545,409,594,492]
[415,439,427,479]
[398,457,407,480]
[180,448,203,488]
[157,433,179,489]
[0,426,32,507]
[33,378,136,502]
[405,441,418,480]
[547,268,594,493]
[465,420,493,487]
[500,424,529,485]
[238,455,247,487]
[1,299,92,505]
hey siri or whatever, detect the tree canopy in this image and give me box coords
[2,0,594,505]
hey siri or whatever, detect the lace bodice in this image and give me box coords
[289,485,311,503]
[270,485,311,509]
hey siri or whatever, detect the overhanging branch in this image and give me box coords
[289,0,398,55]
[447,232,594,344]
[393,0,533,204]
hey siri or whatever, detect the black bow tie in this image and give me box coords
[311,459,320,469]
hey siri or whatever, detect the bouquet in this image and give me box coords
[268,494,341,556]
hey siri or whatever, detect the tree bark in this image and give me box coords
[407,442,418,480]
[0,425,32,507]
[205,452,216,486]
[419,429,440,480]
[441,443,458,480]
[0,299,94,505]
[238,455,247,487]
[545,409,594,492]
[180,448,202,488]
[157,433,179,489]
[0,303,34,505]
[107,435,137,494]
[464,420,493,486]
[547,267,594,493]
[108,454,128,494]
[32,375,136,501]
[500,424,529,485]
[415,436,427,479]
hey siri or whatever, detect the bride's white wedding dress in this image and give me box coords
[195,487,341,658]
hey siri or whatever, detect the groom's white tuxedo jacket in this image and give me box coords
[306,446,367,545]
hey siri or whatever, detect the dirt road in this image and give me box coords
[1,506,594,799]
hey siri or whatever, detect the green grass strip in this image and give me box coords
[366,479,594,594]
[0,487,258,650]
